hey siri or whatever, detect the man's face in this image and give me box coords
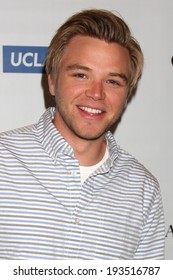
[48,35,131,141]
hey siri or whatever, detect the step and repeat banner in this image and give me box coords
[0,0,173,260]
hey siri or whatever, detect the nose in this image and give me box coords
[85,80,105,101]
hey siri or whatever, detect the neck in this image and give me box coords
[63,131,106,166]
[73,137,106,166]
[53,110,107,166]
[53,117,106,166]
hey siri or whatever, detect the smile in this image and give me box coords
[78,106,103,114]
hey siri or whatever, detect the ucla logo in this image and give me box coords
[3,46,48,73]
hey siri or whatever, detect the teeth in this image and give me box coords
[79,106,102,114]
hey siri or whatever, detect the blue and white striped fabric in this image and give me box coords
[0,107,165,259]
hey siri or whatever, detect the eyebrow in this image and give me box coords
[65,64,91,72]
[109,72,129,84]
[65,64,129,84]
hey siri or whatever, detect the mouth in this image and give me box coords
[78,106,103,115]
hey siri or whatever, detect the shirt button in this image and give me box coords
[75,218,80,225]
[64,147,69,153]
[71,171,77,176]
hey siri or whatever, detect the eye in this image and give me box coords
[107,79,120,86]
[107,78,127,87]
[73,73,87,79]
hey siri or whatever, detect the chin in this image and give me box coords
[76,130,106,141]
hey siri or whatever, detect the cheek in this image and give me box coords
[53,85,65,106]
[54,84,76,108]
[109,93,127,111]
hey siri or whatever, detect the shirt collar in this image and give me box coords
[92,131,118,174]
[36,107,74,161]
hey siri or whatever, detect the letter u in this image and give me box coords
[11,52,22,67]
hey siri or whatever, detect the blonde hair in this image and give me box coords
[45,9,144,97]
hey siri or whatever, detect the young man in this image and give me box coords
[0,9,165,259]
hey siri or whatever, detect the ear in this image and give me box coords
[48,75,55,96]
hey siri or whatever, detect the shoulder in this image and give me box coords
[106,131,158,185]
[0,123,36,139]
[116,144,160,190]
[0,124,37,152]
[106,130,160,191]
[0,107,55,143]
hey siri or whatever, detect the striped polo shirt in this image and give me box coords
[0,107,165,259]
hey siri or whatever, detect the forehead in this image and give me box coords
[60,35,131,74]
[63,35,129,56]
